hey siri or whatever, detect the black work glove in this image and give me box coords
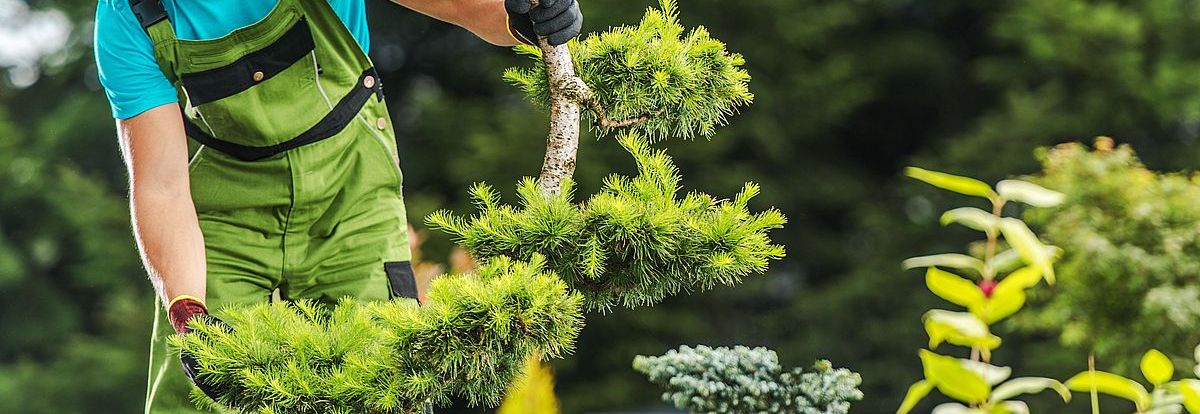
[506,0,583,46]
[169,296,233,401]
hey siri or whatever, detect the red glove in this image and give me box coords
[167,295,210,334]
[168,295,231,400]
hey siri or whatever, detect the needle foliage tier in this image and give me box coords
[171,256,583,414]
[503,0,752,140]
[427,134,786,311]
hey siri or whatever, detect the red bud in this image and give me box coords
[979,279,998,298]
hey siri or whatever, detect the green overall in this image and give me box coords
[131,0,416,411]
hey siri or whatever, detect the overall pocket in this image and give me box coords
[181,17,324,147]
[384,261,418,300]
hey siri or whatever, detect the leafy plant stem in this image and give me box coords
[1089,354,1100,414]
[982,197,1005,281]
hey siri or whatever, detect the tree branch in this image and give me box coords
[582,97,660,128]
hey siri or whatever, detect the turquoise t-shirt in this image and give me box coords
[94,0,370,119]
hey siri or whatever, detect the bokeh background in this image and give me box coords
[4,0,1200,412]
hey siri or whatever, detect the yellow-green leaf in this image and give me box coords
[975,286,1026,324]
[1195,344,1200,377]
[961,359,1012,386]
[897,380,934,414]
[990,377,1071,403]
[990,248,1058,279]
[907,167,996,199]
[904,254,984,274]
[993,401,1030,414]
[988,249,1024,275]
[927,268,986,309]
[924,310,1001,352]
[993,266,1042,296]
[1065,370,1149,409]
[1140,349,1173,386]
[1195,344,1200,364]
[498,353,561,414]
[998,218,1056,284]
[996,179,1065,208]
[1180,379,1200,414]
[941,207,999,232]
[920,349,992,404]
[931,403,978,414]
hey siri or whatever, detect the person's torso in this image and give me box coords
[142,0,392,161]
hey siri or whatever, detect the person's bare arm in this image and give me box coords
[117,103,207,309]
[390,0,518,46]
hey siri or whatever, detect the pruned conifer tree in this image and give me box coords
[177,1,784,411]
[433,0,783,310]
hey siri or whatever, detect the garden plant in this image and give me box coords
[895,145,1200,414]
[175,0,787,412]
[495,353,561,414]
[632,345,863,414]
[1058,348,1200,414]
[896,166,1073,413]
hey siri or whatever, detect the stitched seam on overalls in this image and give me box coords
[180,87,222,141]
[312,52,334,110]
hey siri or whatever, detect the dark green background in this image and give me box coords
[3,0,1199,412]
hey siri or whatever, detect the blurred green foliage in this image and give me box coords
[1021,141,1200,373]
[0,95,145,412]
[9,0,1200,412]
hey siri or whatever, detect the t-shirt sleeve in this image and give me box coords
[94,0,179,119]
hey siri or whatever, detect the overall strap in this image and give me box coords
[128,0,181,83]
[183,67,384,161]
[130,0,168,30]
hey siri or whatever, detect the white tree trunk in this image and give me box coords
[536,38,582,196]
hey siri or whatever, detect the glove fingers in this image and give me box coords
[533,7,576,37]
[533,1,580,36]
[529,0,572,22]
[544,12,583,46]
[535,0,559,10]
[180,353,224,400]
[505,0,532,14]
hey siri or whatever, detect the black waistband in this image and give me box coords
[184,68,385,162]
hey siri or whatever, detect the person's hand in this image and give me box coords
[168,296,232,400]
[506,0,582,46]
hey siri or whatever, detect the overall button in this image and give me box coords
[252,71,265,82]
[364,75,376,89]
[375,117,387,130]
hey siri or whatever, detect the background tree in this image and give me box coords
[1019,140,1200,373]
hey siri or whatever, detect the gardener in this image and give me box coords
[93,0,581,411]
